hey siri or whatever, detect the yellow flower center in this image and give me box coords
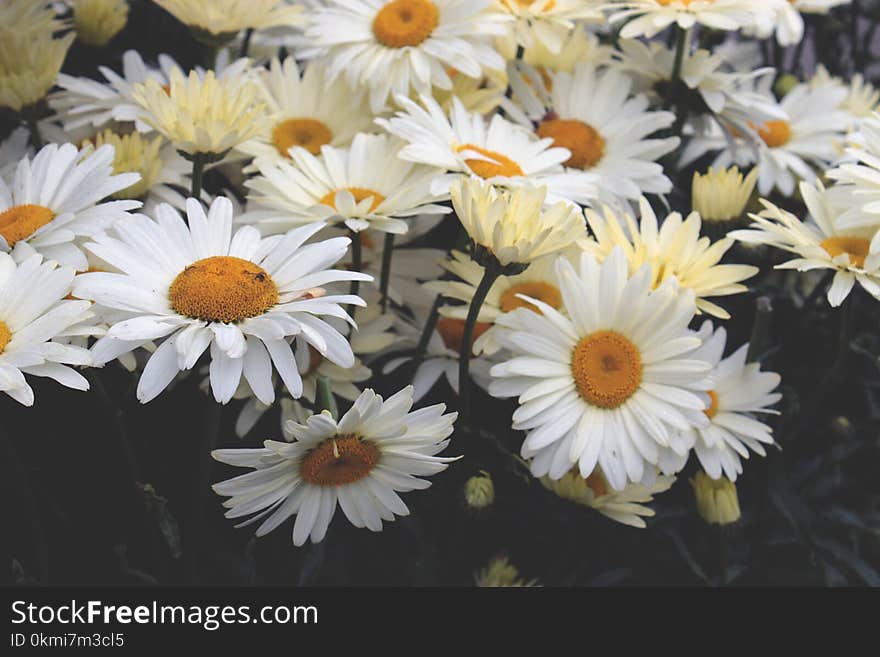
[820,236,870,268]
[704,389,719,419]
[584,469,608,497]
[571,330,642,409]
[499,281,561,314]
[537,119,605,169]
[318,187,386,212]
[300,435,380,486]
[372,0,439,48]
[656,0,699,5]
[436,317,491,353]
[0,204,56,246]
[755,120,791,148]
[169,256,278,324]
[456,144,524,178]
[272,118,332,157]
[0,321,11,354]
[512,0,557,9]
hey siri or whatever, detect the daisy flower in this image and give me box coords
[72,0,129,47]
[810,66,880,132]
[676,321,781,481]
[606,0,763,40]
[731,181,880,306]
[748,0,850,46]
[71,197,371,404]
[132,66,270,159]
[582,198,758,319]
[378,94,597,205]
[299,0,507,113]
[691,165,758,227]
[506,62,679,202]
[518,25,615,72]
[237,57,378,166]
[826,113,880,229]
[153,0,304,40]
[0,27,74,112]
[475,555,538,586]
[0,142,141,271]
[243,133,450,235]
[493,0,602,55]
[691,470,740,525]
[0,252,96,406]
[0,0,66,36]
[212,386,457,546]
[489,248,713,490]
[540,466,675,528]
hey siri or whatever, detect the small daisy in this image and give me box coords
[475,555,538,586]
[0,142,141,271]
[540,466,675,528]
[0,27,74,112]
[0,252,96,406]
[71,197,371,404]
[237,57,378,166]
[749,0,850,46]
[379,94,597,205]
[810,66,880,132]
[731,181,880,306]
[243,133,450,235]
[72,0,129,47]
[153,0,304,39]
[489,249,713,490]
[606,0,763,40]
[582,198,758,319]
[0,0,65,36]
[677,321,781,481]
[691,165,758,227]
[826,113,880,229]
[493,0,602,55]
[299,0,507,113]
[212,386,457,546]
[518,24,615,71]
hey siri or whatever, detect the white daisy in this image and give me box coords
[0,142,141,271]
[493,0,602,55]
[71,197,371,404]
[378,94,597,205]
[748,0,850,46]
[606,0,763,39]
[489,248,713,490]
[237,56,379,166]
[826,113,880,229]
[0,252,96,406]
[212,385,458,546]
[243,133,450,235]
[731,181,880,306]
[299,0,507,113]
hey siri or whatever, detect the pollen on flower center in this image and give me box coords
[820,236,871,268]
[436,317,491,353]
[537,119,605,169]
[169,255,278,324]
[656,0,700,5]
[755,120,791,148]
[319,187,386,212]
[0,204,56,246]
[372,0,439,48]
[513,0,557,9]
[500,281,562,314]
[272,117,332,156]
[0,321,11,354]
[456,144,524,179]
[571,330,643,409]
[705,390,720,418]
[300,434,381,486]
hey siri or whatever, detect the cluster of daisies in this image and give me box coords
[0,0,875,548]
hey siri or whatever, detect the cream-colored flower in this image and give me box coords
[464,471,495,509]
[520,26,615,72]
[0,29,74,112]
[0,0,66,36]
[74,0,129,47]
[452,177,585,267]
[132,66,269,157]
[152,0,304,38]
[494,0,602,56]
[475,555,538,587]
[691,470,741,525]
[692,165,758,225]
[583,198,757,319]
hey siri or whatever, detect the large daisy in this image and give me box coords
[0,142,141,271]
[71,197,371,404]
[0,252,96,407]
[243,133,450,235]
[212,386,457,546]
[378,94,597,205]
[489,248,713,490]
[299,0,507,113]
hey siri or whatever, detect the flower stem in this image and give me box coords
[190,154,206,200]
[745,296,772,363]
[316,375,338,420]
[25,117,43,150]
[349,230,363,319]
[239,28,254,59]
[379,233,395,312]
[186,400,223,584]
[458,260,501,428]
[411,294,442,380]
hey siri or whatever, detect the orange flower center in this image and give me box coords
[372,0,439,48]
[436,317,491,353]
[537,119,605,169]
[499,281,561,314]
[754,120,791,148]
[169,256,278,324]
[272,117,332,157]
[318,187,386,212]
[300,434,380,486]
[655,0,699,5]
[571,330,642,409]
[820,236,870,268]
[584,469,608,497]
[0,204,56,246]
[456,144,524,178]
[0,321,11,354]
[512,0,557,9]
[704,390,719,419]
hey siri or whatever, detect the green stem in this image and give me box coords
[670,26,688,86]
[745,296,773,363]
[239,28,254,59]
[186,400,223,584]
[379,233,395,313]
[348,231,363,320]
[316,376,338,420]
[25,117,43,150]
[190,154,206,200]
[411,294,442,379]
[458,261,501,428]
